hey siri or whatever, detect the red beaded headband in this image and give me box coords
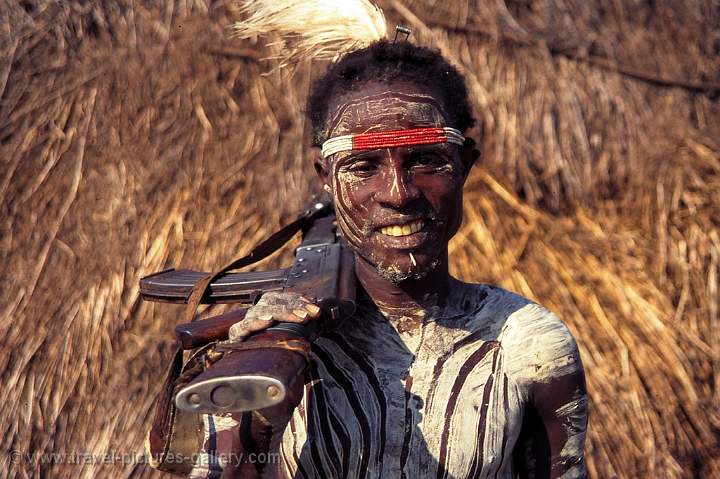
[321,127,465,158]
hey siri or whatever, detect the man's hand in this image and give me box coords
[228,291,322,341]
[204,292,321,479]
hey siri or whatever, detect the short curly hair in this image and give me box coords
[306,40,476,146]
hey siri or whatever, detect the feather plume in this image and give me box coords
[233,0,388,66]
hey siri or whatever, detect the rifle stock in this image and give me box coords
[174,309,247,350]
[175,214,356,413]
[141,205,356,415]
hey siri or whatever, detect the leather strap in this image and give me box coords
[146,345,212,473]
[182,202,330,324]
[146,202,330,473]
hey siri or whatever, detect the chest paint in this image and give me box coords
[279,284,555,479]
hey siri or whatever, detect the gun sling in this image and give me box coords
[145,203,332,474]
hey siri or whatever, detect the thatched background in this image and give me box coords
[1,0,718,477]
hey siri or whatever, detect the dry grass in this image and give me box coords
[0,1,718,477]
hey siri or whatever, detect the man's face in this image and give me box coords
[318,81,473,283]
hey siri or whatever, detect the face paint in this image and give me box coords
[323,82,467,283]
[328,91,448,136]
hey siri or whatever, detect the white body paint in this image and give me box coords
[188,414,241,477]
[278,283,587,478]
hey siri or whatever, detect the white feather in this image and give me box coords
[233,0,388,66]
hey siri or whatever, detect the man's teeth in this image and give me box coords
[380,221,424,237]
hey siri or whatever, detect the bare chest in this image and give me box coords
[280,322,525,479]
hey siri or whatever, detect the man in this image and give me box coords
[190,41,587,479]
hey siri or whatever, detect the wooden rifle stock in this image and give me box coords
[174,309,247,350]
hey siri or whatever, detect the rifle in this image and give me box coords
[140,201,356,416]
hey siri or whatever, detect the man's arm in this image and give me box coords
[186,291,319,478]
[513,366,588,478]
[188,408,294,478]
[501,302,588,479]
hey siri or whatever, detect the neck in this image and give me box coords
[355,251,451,321]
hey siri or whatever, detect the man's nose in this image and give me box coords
[375,162,419,208]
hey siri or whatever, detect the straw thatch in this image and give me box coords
[1,0,718,477]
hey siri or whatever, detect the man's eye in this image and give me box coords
[344,161,378,176]
[411,156,451,171]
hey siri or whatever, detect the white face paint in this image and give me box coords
[322,83,466,283]
[328,91,448,136]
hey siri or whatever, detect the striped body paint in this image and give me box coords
[187,82,586,478]
[279,284,587,479]
[189,283,588,478]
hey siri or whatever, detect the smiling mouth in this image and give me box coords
[378,220,424,237]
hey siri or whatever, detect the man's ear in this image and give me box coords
[314,156,332,193]
[460,137,480,180]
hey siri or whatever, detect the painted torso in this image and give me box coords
[279,283,584,479]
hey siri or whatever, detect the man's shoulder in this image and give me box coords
[438,282,527,345]
[449,281,536,334]
[455,282,582,384]
[495,291,582,386]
